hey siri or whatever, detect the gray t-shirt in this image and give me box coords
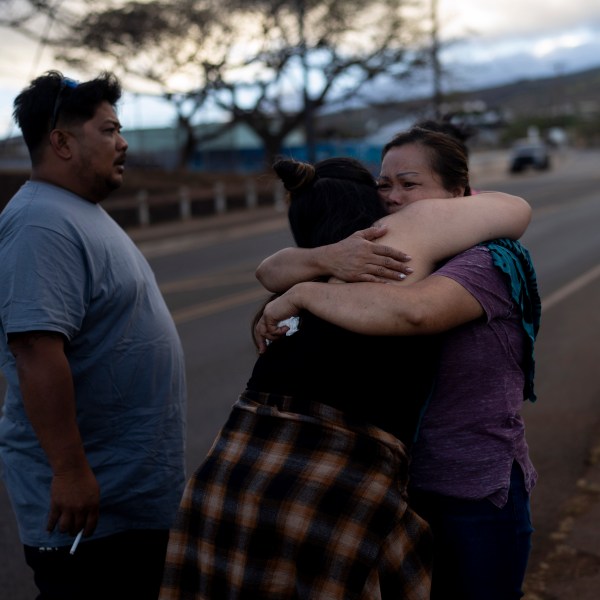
[0,181,187,546]
[409,246,537,507]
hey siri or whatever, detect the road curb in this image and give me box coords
[524,438,600,599]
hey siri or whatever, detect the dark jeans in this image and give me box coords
[24,529,169,600]
[410,462,534,600]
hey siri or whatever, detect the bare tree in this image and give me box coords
[3,0,429,170]
[202,0,428,166]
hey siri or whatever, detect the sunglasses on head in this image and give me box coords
[50,77,79,130]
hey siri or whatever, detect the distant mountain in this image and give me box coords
[447,65,600,116]
[315,65,600,139]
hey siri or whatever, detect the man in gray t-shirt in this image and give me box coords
[0,70,186,600]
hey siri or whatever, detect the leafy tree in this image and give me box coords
[3,0,429,170]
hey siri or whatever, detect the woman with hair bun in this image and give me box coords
[159,155,531,600]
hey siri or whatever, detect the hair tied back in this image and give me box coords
[273,158,317,192]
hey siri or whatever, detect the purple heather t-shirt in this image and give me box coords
[409,245,537,508]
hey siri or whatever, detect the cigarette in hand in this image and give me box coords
[69,530,84,555]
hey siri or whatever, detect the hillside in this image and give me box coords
[315,65,600,140]
[451,66,600,116]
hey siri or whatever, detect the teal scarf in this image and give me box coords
[483,239,541,402]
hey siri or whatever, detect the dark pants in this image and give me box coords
[410,462,534,600]
[24,529,169,600]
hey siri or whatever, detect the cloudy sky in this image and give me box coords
[438,0,600,83]
[1,0,599,138]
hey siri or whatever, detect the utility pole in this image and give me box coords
[297,0,316,163]
[430,0,444,119]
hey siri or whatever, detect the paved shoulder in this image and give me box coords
[524,435,600,599]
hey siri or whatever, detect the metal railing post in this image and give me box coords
[137,189,149,226]
[214,181,226,214]
[245,179,257,209]
[179,185,191,221]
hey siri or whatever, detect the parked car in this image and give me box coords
[508,141,551,173]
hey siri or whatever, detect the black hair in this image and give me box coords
[273,156,387,249]
[382,127,472,196]
[413,118,475,158]
[12,70,122,162]
[251,156,387,347]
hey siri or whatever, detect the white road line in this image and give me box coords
[171,287,268,324]
[170,263,600,325]
[542,264,600,313]
[160,271,257,293]
[138,216,287,258]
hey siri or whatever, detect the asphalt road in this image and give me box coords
[1,147,600,598]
